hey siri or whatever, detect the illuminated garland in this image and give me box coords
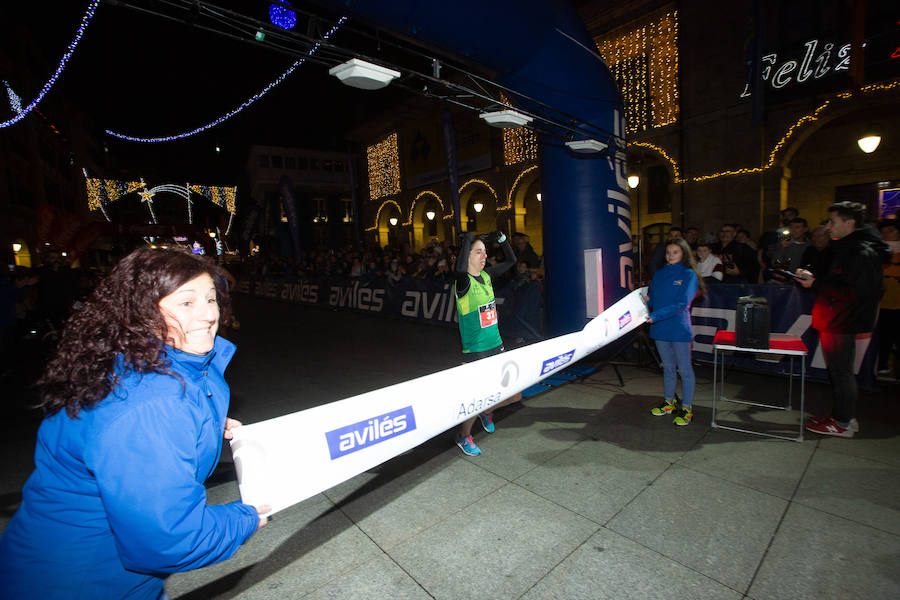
[105,16,347,142]
[459,178,498,201]
[365,199,403,231]
[595,9,679,135]
[1,1,100,129]
[405,190,447,225]
[634,78,900,183]
[504,165,539,211]
[85,175,237,226]
[366,132,402,200]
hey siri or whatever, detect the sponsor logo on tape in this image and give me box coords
[325,406,416,459]
[540,349,575,376]
[618,310,632,329]
[500,361,519,388]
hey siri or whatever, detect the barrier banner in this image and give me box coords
[230,288,649,515]
[691,284,878,386]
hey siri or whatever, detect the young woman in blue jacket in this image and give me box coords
[645,238,704,425]
[0,248,269,599]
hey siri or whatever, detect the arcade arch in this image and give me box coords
[459,179,499,233]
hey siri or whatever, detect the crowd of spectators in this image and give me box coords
[239,232,544,291]
[642,207,897,288]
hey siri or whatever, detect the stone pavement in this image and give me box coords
[2,297,898,599]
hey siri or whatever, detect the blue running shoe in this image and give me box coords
[456,435,482,456]
[479,412,495,433]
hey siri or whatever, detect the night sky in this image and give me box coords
[3,1,410,183]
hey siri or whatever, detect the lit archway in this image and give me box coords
[407,190,446,249]
[459,179,499,233]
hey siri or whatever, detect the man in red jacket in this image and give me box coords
[796,202,890,438]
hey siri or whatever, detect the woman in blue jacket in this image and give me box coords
[646,238,704,426]
[0,247,269,599]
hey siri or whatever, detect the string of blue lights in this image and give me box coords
[105,16,348,143]
[0,0,101,129]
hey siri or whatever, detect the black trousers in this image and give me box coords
[819,331,857,423]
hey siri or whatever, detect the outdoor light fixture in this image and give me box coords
[209,231,217,238]
[479,109,532,128]
[857,134,881,153]
[329,58,401,90]
[565,139,608,153]
[426,210,436,221]
[628,175,640,189]
[536,193,542,202]
[389,217,398,226]
[215,145,221,153]
[473,202,484,213]
[12,243,21,252]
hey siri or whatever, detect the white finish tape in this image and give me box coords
[231,288,648,515]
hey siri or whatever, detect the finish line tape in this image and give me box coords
[231,288,648,515]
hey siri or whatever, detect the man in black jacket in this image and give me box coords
[796,202,890,438]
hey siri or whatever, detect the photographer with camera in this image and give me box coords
[450,230,522,456]
[766,217,810,283]
[712,224,758,283]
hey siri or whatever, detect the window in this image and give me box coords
[271,155,283,169]
[258,154,269,168]
[285,156,296,169]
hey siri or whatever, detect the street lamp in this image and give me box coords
[425,210,436,221]
[857,134,881,153]
[209,231,217,238]
[627,175,640,189]
[473,202,484,213]
[536,193,542,202]
[389,217,398,226]
[12,242,22,253]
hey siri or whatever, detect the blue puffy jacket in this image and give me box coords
[647,263,698,342]
[0,337,259,599]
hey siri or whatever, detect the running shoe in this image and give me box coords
[479,412,495,433]
[809,415,859,432]
[456,435,482,456]
[651,398,676,416]
[673,405,693,426]
[805,417,853,438]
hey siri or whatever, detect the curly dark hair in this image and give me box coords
[37,247,229,417]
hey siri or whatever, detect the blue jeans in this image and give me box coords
[655,340,694,406]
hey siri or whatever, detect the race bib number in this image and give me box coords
[478,301,498,328]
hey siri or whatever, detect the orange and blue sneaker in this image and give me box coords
[673,405,693,426]
[479,412,495,433]
[651,398,676,416]
[456,435,482,456]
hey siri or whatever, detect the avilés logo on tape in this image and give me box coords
[325,407,417,459]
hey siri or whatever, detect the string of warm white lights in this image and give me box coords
[366,132,402,200]
[633,78,900,184]
[1,0,100,129]
[105,16,347,142]
[595,9,679,135]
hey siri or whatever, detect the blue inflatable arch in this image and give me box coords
[317,0,631,336]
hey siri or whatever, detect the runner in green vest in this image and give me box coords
[451,230,523,456]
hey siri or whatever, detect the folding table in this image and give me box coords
[711,330,808,442]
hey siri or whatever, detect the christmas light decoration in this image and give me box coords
[3,81,23,115]
[405,190,447,225]
[630,141,680,181]
[1,0,100,129]
[84,174,237,228]
[269,2,297,30]
[595,9,679,135]
[366,132,401,200]
[503,126,538,165]
[365,199,404,231]
[504,165,539,211]
[105,16,346,142]
[459,178,498,201]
